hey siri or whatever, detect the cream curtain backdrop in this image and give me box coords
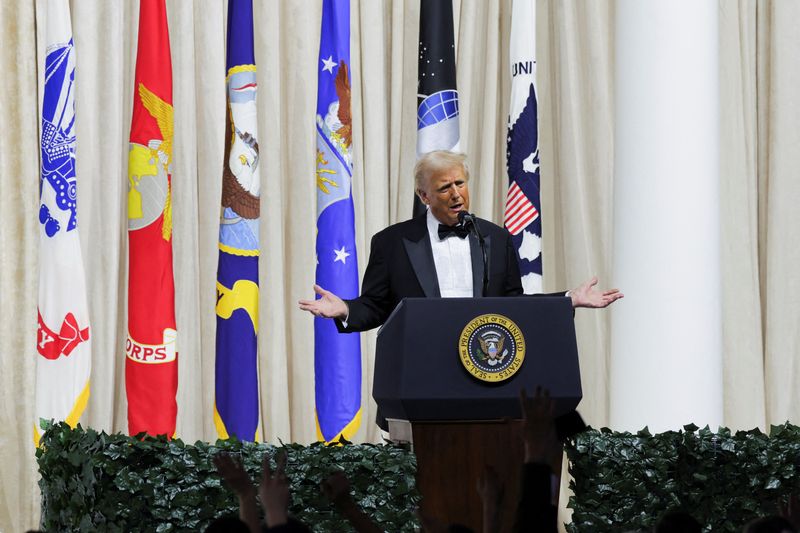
[1,0,799,531]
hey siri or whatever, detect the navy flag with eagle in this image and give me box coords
[214,0,261,441]
[314,0,362,443]
[506,0,542,293]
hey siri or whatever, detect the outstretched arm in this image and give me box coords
[513,387,560,533]
[298,284,349,320]
[260,451,290,529]
[568,276,623,308]
[477,465,504,533]
[213,453,260,533]
[322,471,383,533]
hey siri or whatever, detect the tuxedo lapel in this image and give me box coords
[402,216,440,298]
[469,232,491,297]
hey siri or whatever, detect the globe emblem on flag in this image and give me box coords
[459,314,526,383]
[127,141,169,231]
[416,89,460,155]
[417,89,459,128]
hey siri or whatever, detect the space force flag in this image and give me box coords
[214,0,261,442]
[414,0,460,216]
[505,0,542,294]
[126,0,178,437]
[417,0,460,156]
[35,0,92,446]
[314,0,362,443]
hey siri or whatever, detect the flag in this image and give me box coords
[414,0,461,216]
[125,0,177,437]
[35,0,91,446]
[214,0,261,442]
[314,0,362,443]
[506,0,542,294]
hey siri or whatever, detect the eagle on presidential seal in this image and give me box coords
[478,330,508,367]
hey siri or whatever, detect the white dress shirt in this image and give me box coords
[426,209,473,297]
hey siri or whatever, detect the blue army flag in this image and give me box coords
[505,0,542,294]
[414,0,461,216]
[214,0,261,441]
[314,0,362,442]
[35,0,92,445]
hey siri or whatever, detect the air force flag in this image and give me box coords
[314,0,362,443]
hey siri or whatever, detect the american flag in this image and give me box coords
[504,181,539,236]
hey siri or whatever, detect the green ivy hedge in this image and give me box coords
[37,422,420,532]
[565,423,800,532]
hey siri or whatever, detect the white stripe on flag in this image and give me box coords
[504,181,539,235]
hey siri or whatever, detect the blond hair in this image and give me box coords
[414,151,470,196]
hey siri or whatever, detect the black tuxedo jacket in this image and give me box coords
[336,213,565,333]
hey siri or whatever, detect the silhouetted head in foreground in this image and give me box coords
[744,516,797,533]
[653,510,702,533]
[205,515,249,533]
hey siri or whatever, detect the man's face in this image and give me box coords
[418,165,470,226]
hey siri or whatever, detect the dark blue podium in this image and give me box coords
[374,297,582,531]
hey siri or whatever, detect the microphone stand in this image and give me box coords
[476,224,488,297]
[459,212,489,297]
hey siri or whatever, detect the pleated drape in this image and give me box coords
[2,1,800,530]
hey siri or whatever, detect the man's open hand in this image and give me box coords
[298,284,349,319]
[569,276,623,308]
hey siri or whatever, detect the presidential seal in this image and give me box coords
[459,314,525,383]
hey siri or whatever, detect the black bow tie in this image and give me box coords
[438,224,470,240]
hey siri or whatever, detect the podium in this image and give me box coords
[374,297,582,531]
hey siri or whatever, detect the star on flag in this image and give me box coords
[333,246,350,264]
[321,55,336,73]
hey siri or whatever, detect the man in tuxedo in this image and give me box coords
[299,150,622,329]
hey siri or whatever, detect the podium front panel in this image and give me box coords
[374,297,581,421]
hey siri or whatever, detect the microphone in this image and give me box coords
[457,211,477,228]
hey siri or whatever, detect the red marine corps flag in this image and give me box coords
[126,0,177,436]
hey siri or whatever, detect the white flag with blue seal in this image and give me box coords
[505,0,542,294]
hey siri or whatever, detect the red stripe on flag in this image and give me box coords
[504,182,539,235]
